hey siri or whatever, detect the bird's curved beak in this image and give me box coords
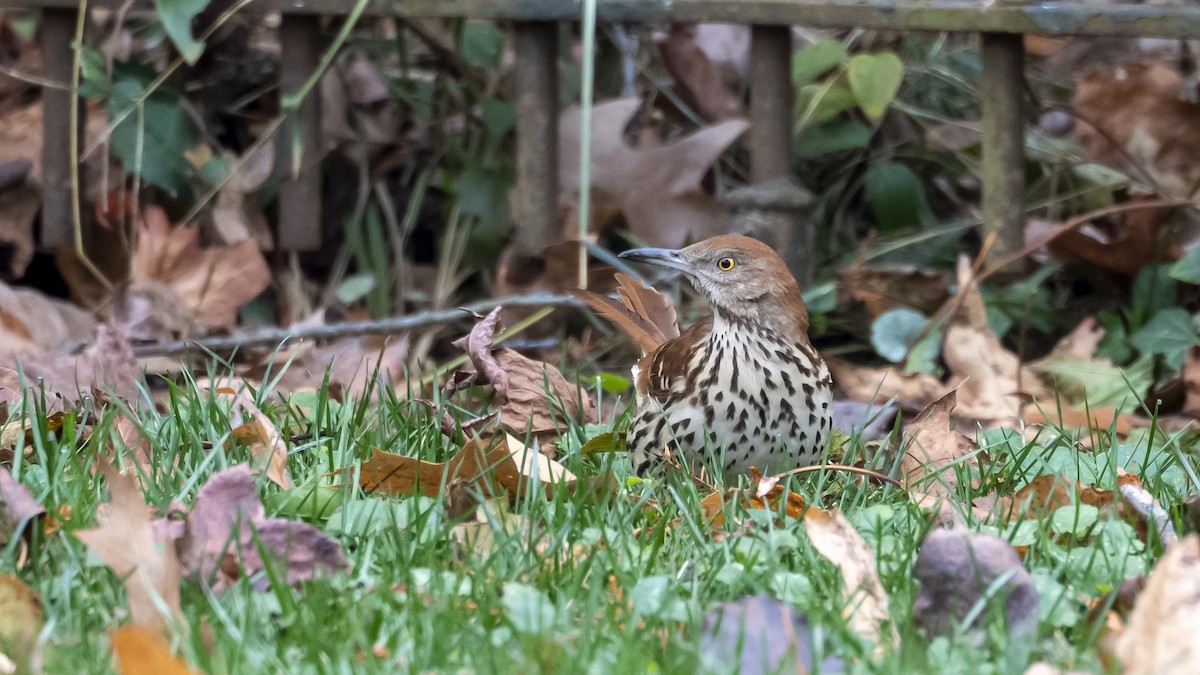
[618,247,689,273]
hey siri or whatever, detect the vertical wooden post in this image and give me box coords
[39,8,79,249]
[750,25,808,281]
[512,22,559,258]
[980,32,1026,269]
[277,14,322,251]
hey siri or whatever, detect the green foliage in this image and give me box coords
[154,0,212,64]
[846,53,905,121]
[863,161,935,231]
[107,79,197,196]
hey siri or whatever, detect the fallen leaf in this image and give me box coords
[0,572,42,661]
[983,470,1172,546]
[111,625,196,675]
[1030,201,1180,279]
[658,24,748,121]
[837,264,952,318]
[0,323,141,413]
[359,434,576,502]
[912,527,1038,638]
[1075,60,1200,201]
[901,390,978,522]
[178,465,347,591]
[454,308,597,441]
[0,468,44,554]
[1184,346,1200,418]
[75,463,183,636]
[942,256,1049,420]
[826,357,948,412]
[130,205,270,329]
[804,507,897,650]
[698,474,807,538]
[1115,534,1200,674]
[210,388,291,489]
[559,97,747,248]
[0,279,97,353]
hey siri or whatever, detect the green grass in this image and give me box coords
[2,363,1195,674]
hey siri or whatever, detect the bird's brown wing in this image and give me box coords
[637,315,712,403]
[571,273,680,353]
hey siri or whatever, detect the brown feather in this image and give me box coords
[571,274,680,353]
[570,289,666,353]
[613,273,679,342]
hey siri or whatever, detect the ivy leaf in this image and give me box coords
[1170,247,1200,285]
[846,52,904,121]
[792,38,847,84]
[864,161,934,231]
[154,0,211,64]
[108,79,196,196]
[1130,308,1199,370]
[460,21,506,69]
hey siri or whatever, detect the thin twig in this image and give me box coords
[132,293,584,357]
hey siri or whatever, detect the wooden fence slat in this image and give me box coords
[747,24,812,281]
[38,7,77,249]
[980,31,1027,269]
[512,21,559,258]
[276,14,323,251]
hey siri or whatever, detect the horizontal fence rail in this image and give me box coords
[9,0,1200,273]
[17,1,1200,38]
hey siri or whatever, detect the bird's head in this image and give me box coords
[619,234,809,334]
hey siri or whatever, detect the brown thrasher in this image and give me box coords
[576,235,833,480]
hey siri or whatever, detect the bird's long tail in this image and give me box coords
[570,273,680,354]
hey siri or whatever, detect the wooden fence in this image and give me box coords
[12,1,1200,272]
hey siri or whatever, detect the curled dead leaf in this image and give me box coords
[805,507,898,651]
[454,309,597,441]
[75,463,183,636]
[130,205,270,329]
[901,389,979,524]
[1114,534,1200,674]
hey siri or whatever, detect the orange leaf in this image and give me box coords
[112,626,196,675]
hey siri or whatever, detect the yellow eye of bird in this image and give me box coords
[717,257,735,271]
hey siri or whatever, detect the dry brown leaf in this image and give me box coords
[1021,402,1137,437]
[805,507,898,651]
[178,465,347,591]
[1075,60,1200,201]
[698,471,807,537]
[836,265,952,318]
[0,468,44,554]
[827,357,949,412]
[901,390,978,522]
[658,24,748,121]
[452,308,509,392]
[1184,345,1200,418]
[559,98,747,248]
[943,256,1050,420]
[359,434,576,501]
[454,308,597,441]
[111,625,196,675]
[1114,534,1200,674]
[0,322,141,416]
[0,279,97,353]
[1032,201,1180,278]
[0,572,42,654]
[130,205,270,329]
[982,471,1171,546]
[75,463,183,636]
[212,389,291,489]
